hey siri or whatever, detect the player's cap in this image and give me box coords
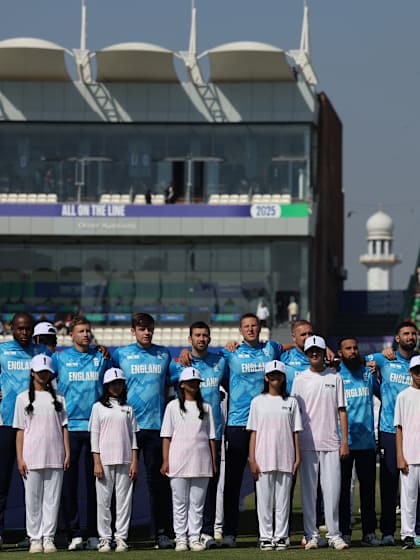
[265,360,286,375]
[304,335,326,352]
[33,322,57,337]
[31,354,55,374]
[179,367,203,383]
[409,355,420,370]
[103,367,126,385]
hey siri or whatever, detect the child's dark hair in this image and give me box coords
[178,383,206,419]
[262,373,289,400]
[25,374,63,414]
[99,382,128,408]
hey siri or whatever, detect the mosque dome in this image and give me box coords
[366,209,393,238]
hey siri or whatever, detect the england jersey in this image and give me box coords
[169,353,227,440]
[53,347,111,431]
[366,351,411,434]
[221,340,282,427]
[0,340,50,426]
[338,363,376,449]
[112,343,171,430]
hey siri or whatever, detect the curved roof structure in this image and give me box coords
[205,41,296,83]
[95,42,178,82]
[0,37,71,81]
[367,210,394,238]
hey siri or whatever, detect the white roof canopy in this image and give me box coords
[95,42,178,82]
[204,41,296,83]
[0,38,71,81]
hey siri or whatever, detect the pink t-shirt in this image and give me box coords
[160,399,215,478]
[247,394,302,473]
[291,368,347,452]
[13,390,68,469]
[89,399,138,466]
[394,386,420,465]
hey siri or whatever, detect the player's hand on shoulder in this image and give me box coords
[382,347,396,360]
[178,349,192,367]
[96,345,110,359]
[225,340,239,353]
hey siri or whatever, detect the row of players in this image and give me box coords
[0,312,418,551]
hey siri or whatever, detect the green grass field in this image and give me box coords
[0,470,412,558]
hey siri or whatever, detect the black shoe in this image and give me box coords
[402,537,415,550]
[16,536,30,549]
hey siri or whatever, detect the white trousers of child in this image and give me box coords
[24,468,63,540]
[214,457,225,534]
[256,471,292,541]
[170,477,209,543]
[96,464,133,541]
[400,464,420,538]
[300,450,341,541]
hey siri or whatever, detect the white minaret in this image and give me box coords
[359,208,401,290]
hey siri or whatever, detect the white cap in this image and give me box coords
[103,367,126,385]
[30,354,55,374]
[265,360,286,375]
[409,355,420,370]
[179,367,203,383]
[304,335,327,352]
[33,322,57,337]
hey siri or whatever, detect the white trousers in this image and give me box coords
[400,464,420,538]
[256,471,292,540]
[24,468,63,540]
[170,477,209,542]
[300,450,341,540]
[96,464,133,540]
[214,457,225,533]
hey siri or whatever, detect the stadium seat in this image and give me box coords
[134,194,146,204]
[208,194,220,205]
[152,194,165,205]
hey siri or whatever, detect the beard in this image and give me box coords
[399,340,416,353]
[342,356,363,371]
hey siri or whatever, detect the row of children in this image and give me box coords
[16,344,420,553]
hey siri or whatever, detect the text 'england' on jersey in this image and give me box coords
[112,342,171,430]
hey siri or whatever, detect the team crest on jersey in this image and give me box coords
[262,347,270,357]
[93,357,100,367]
[363,371,369,381]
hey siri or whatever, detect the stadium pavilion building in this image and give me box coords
[0,2,344,338]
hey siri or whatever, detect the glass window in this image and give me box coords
[0,123,314,201]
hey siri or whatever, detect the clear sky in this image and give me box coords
[2,0,419,290]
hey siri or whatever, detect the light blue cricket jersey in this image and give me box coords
[0,340,50,426]
[221,340,282,427]
[338,362,376,449]
[53,347,111,431]
[112,342,171,430]
[365,350,412,434]
[281,347,310,393]
[169,352,227,440]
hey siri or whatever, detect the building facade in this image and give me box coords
[0,5,344,333]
